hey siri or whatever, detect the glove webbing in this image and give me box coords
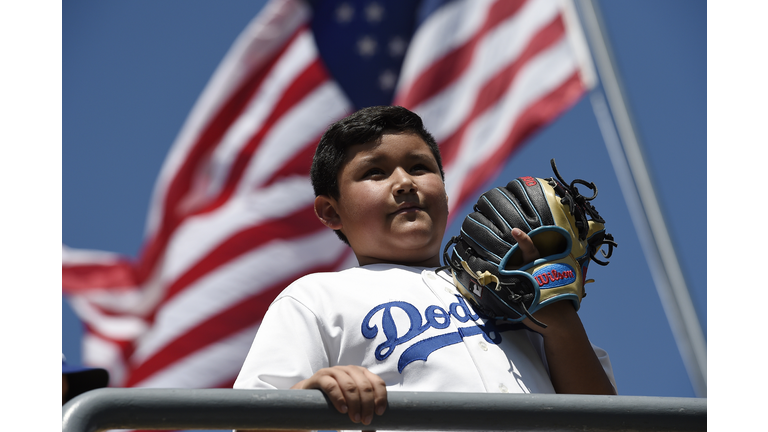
[441,236,547,328]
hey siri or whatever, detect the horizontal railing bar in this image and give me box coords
[62,388,706,432]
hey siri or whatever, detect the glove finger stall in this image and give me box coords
[476,188,534,238]
[459,212,512,264]
[503,178,555,229]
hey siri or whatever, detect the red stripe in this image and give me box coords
[453,71,585,209]
[157,203,326,309]
[191,58,330,216]
[125,249,352,387]
[62,260,138,293]
[69,205,326,333]
[394,0,526,107]
[263,134,321,187]
[135,26,308,286]
[439,15,566,168]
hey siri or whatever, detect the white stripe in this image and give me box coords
[132,323,261,388]
[82,332,129,387]
[558,0,597,89]
[409,0,561,142]
[236,81,352,195]
[444,38,579,200]
[131,229,348,364]
[69,295,149,340]
[71,287,144,313]
[159,176,315,283]
[396,0,493,94]
[144,0,310,239]
[206,28,320,198]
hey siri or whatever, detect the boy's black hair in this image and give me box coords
[310,105,445,245]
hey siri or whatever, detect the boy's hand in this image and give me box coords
[511,228,540,262]
[291,365,387,426]
[514,228,580,332]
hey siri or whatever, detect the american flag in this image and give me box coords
[62,0,595,390]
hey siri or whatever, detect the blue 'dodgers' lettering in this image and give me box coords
[361,295,521,372]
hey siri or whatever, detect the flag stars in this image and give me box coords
[379,69,397,91]
[365,2,385,23]
[335,2,354,23]
[388,36,407,57]
[357,35,378,57]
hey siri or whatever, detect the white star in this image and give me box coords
[365,2,385,23]
[388,36,407,57]
[357,35,378,57]
[379,69,397,91]
[335,2,354,23]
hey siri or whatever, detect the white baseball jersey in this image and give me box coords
[234,264,615,395]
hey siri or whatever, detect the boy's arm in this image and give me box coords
[525,302,616,394]
[513,229,616,395]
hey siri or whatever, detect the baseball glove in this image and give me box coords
[443,159,616,328]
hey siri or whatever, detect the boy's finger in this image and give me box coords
[303,372,350,416]
[512,228,540,263]
[345,366,383,425]
[363,368,388,417]
[316,366,366,424]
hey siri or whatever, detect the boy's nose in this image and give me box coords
[393,168,417,194]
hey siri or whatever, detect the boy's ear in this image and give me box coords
[314,195,342,230]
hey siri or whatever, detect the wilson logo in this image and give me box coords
[520,176,537,187]
[533,263,576,288]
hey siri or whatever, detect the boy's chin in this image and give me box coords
[392,216,444,239]
[389,237,444,264]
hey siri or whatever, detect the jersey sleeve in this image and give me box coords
[591,343,618,393]
[233,294,330,390]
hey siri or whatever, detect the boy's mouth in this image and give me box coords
[392,202,422,215]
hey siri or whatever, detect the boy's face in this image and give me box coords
[315,132,449,267]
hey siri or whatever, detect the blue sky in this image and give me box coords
[61,0,706,402]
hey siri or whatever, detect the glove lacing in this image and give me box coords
[549,159,617,266]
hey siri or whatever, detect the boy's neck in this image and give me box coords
[356,254,441,268]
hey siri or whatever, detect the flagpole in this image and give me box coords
[575,0,707,397]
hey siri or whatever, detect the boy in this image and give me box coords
[233,106,616,428]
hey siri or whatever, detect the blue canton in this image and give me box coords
[309,0,455,108]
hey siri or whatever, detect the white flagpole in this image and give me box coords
[575,0,707,397]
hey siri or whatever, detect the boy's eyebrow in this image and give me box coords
[410,152,437,164]
[357,151,436,165]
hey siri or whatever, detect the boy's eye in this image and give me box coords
[410,164,431,173]
[363,168,385,178]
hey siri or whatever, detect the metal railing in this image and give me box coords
[61,388,706,432]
